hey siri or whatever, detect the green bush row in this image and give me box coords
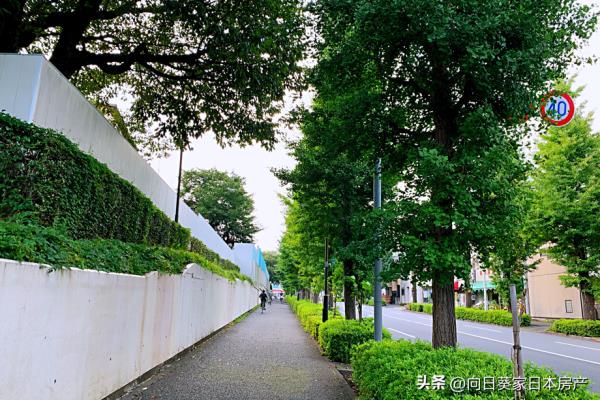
[0,220,250,282]
[351,340,595,399]
[366,298,387,306]
[0,113,189,248]
[409,303,531,326]
[318,318,391,363]
[189,237,239,272]
[550,319,600,337]
[286,296,390,363]
[0,113,240,274]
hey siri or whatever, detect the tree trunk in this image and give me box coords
[343,259,356,320]
[465,289,473,308]
[580,280,598,320]
[432,273,457,348]
[411,277,418,303]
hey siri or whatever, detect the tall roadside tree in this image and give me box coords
[314,0,596,347]
[182,169,259,247]
[276,91,384,319]
[529,102,600,320]
[2,1,306,152]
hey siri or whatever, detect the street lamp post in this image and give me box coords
[373,158,383,341]
[323,238,329,323]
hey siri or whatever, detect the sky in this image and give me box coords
[150,4,600,252]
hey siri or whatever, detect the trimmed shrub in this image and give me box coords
[0,220,250,282]
[318,318,391,363]
[286,297,343,340]
[0,113,189,249]
[352,340,595,399]
[409,303,530,327]
[189,237,240,272]
[550,319,600,337]
[366,298,387,306]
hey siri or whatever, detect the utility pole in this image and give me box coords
[509,283,524,399]
[322,238,329,323]
[373,158,383,341]
[483,269,489,311]
[174,146,184,223]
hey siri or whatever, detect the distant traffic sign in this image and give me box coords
[540,91,575,127]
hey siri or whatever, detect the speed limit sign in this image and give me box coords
[540,91,575,127]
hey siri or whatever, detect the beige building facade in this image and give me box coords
[527,254,583,319]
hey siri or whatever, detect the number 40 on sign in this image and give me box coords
[540,91,575,127]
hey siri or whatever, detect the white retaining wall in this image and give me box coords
[0,54,235,263]
[0,259,258,400]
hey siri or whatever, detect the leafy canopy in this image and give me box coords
[182,169,259,247]
[2,0,307,153]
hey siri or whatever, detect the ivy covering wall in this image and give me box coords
[0,113,239,273]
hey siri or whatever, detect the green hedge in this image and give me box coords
[189,237,239,272]
[318,318,391,363]
[0,220,250,282]
[352,340,595,399]
[550,319,600,337]
[0,113,189,249]
[366,298,387,306]
[409,303,531,327]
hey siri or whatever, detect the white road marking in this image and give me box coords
[458,332,600,367]
[556,341,600,352]
[388,328,416,339]
[460,324,502,333]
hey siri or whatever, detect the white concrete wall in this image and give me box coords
[0,54,235,263]
[0,259,258,400]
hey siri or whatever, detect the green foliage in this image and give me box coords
[262,250,281,283]
[366,298,386,307]
[277,199,326,295]
[0,113,189,249]
[550,320,600,338]
[351,340,595,399]
[0,221,250,282]
[189,237,240,273]
[409,303,530,327]
[182,169,259,247]
[6,0,306,154]
[318,318,391,363]
[528,98,600,318]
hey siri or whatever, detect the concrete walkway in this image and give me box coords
[119,302,355,400]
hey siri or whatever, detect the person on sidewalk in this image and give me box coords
[259,290,268,313]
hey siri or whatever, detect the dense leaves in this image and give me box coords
[0,113,189,249]
[182,169,259,247]
[409,303,531,327]
[1,0,307,153]
[529,100,600,319]
[550,319,600,338]
[351,340,595,399]
[309,0,596,346]
[0,221,248,282]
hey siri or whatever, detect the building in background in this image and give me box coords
[526,254,584,319]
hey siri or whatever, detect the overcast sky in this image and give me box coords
[151,5,600,252]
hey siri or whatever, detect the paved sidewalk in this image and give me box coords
[120,302,354,400]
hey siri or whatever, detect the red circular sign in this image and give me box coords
[540,91,575,127]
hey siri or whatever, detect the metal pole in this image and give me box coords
[174,146,184,223]
[373,158,383,341]
[323,238,329,323]
[483,269,488,311]
[509,283,524,399]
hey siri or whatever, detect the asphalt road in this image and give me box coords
[343,305,600,393]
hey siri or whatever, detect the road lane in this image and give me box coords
[340,305,600,392]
